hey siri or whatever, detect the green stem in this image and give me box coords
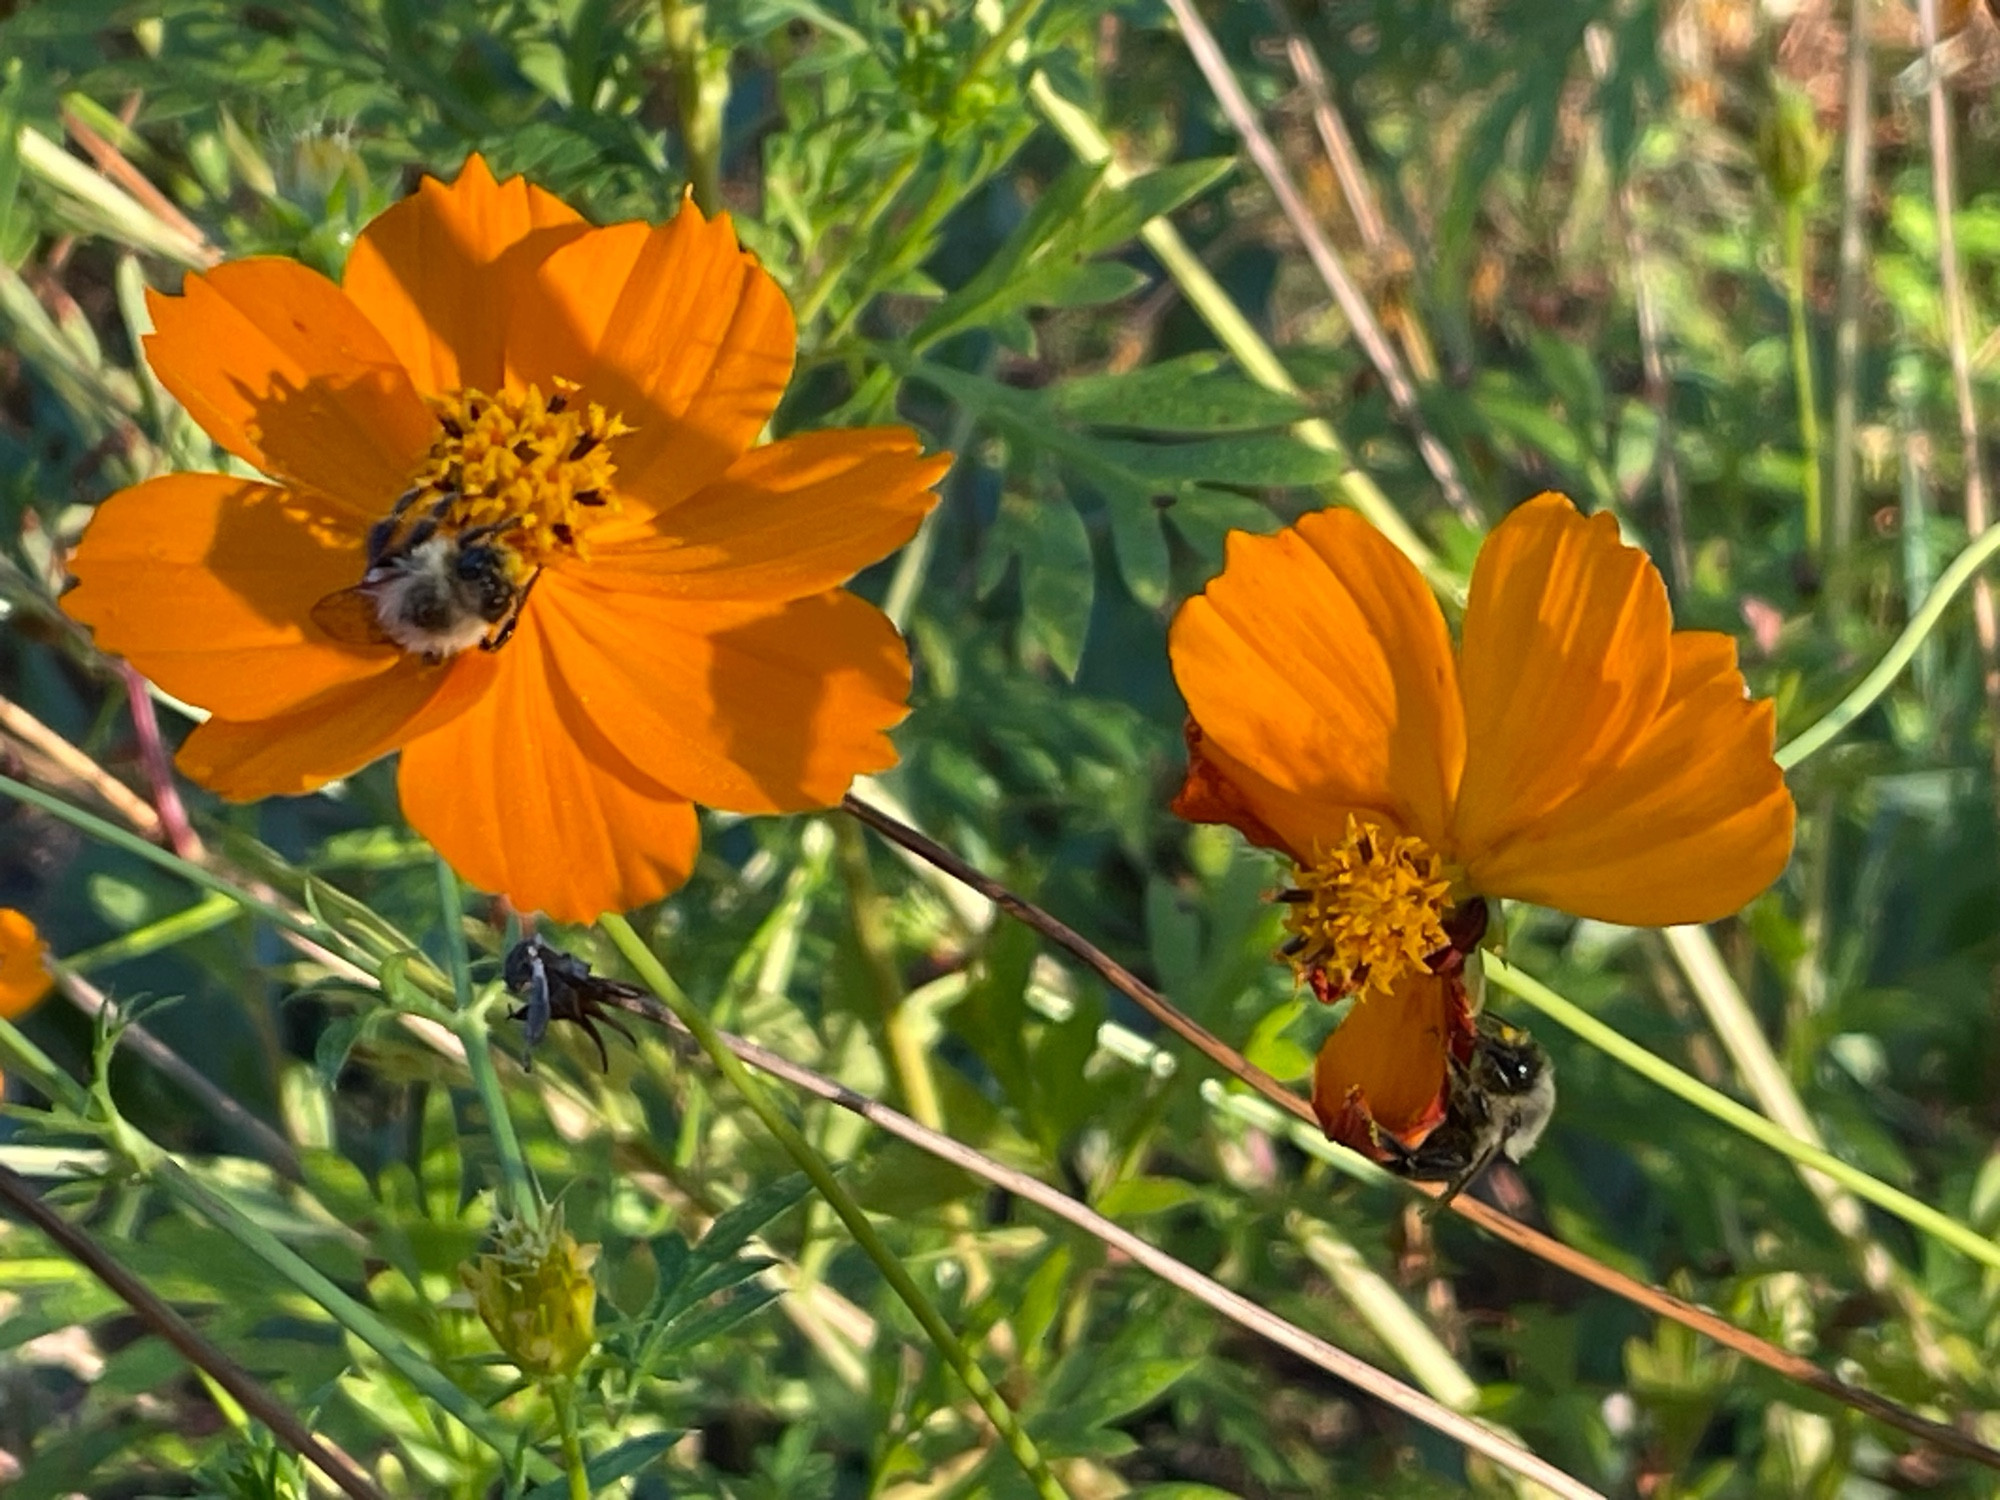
[151,1158,552,1475]
[435,861,537,1224]
[660,0,728,212]
[1484,956,2000,1273]
[597,914,1070,1500]
[0,774,328,948]
[1785,196,1824,555]
[1776,521,2000,768]
[554,1379,589,1500]
[65,892,241,973]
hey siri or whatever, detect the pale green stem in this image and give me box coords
[660,0,728,213]
[434,861,537,1224]
[0,774,326,946]
[1776,521,2000,768]
[65,892,241,973]
[1485,956,2000,1272]
[597,914,1070,1500]
[553,1379,589,1500]
[1785,197,1824,554]
[1026,72,1452,597]
[151,1158,551,1474]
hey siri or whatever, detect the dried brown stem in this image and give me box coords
[1164,0,1480,528]
[839,794,2000,1471]
[0,1161,384,1500]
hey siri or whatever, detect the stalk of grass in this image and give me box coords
[1829,9,1875,576]
[1784,194,1826,555]
[659,0,728,213]
[1026,72,1451,594]
[1775,520,2000,768]
[597,912,1074,1500]
[1484,955,2000,1272]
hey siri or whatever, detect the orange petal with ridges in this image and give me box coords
[63,474,403,720]
[520,202,795,516]
[342,154,588,399]
[1463,631,1795,924]
[396,622,699,921]
[1311,971,1465,1151]
[176,655,491,800]
[586,429,948,601]
[1168,507,1463,856]
[1452,494,1675,863]
[533,576,908,814]
[0,909,53,1019]
[1169,719,1287,853]
[144,261,435,514]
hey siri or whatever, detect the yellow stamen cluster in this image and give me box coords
[1280,817,1452,1002]
[409,380,632,567]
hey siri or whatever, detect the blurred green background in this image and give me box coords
[4,0,2000,1495]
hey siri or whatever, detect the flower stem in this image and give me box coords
[1484,955,2000,1273]
[65,891,240,973]
[436,860,537,1225]
[1776,520,2000,768]
[597,913,1070,1500]
[1784,196,1824,555]
[659,0,728,213]
[553,1379,589,1500]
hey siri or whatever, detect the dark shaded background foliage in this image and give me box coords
[3,0,2000,1495]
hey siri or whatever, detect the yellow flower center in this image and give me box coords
[325,381,635,661]
[1279,817,1453,1002]
[407,380,633,568]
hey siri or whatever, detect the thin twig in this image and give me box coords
[635,1003,1602,1499]
[0,1161,385,1500]
[0,693,161,838]
[119,662,203,860]
[1264,10,1388,253]
[838,794,2000,1470]
[1917,0,2000,760]
[1830,0,1875,575]
[1162,0,1481,528]
[59,106,219,264]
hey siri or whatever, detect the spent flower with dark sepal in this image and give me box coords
[460,1208,600,1380]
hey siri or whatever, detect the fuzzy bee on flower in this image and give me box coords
[61,157,950,921]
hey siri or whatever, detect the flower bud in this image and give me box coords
[1758,85,1829,207]
[460,1210,599,1379]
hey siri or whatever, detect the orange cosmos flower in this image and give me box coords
[62,157,948,921]
[0,909,53,1019]
[1169,493,1794,1158]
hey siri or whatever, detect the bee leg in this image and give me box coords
[506,1006,539,1073]
[599,1010,640,1051]
[1423,1141,1505,1220]
[481,567,543,652]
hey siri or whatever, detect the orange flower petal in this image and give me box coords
[1168,507,1464,855]
[396,623,699,921]
[1463,631,1796,924]
[1168,718,1286,852]
[585,429,948,601]
[1452,494,1675,863]
[1311,971,1466,1151]
[533,576,908,813]
[62,474,404,720]
[342,154,588,399]
[0,909,53,1019]
[519,201,795,516]
[144,261,435,514]
[176,656,492,800]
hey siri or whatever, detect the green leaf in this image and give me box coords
[1095,1176,1202,1218]
[981,491,1095,679]
[1053,354,1311,432]
[521,1434,679,1499]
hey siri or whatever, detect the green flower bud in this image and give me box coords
[1758,84,1830,207]
[460,1210,599,1379]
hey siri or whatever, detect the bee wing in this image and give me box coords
[310,587,394,648]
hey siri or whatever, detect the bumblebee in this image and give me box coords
[501,936,643,1072]
[311,489,541,662]
[1382,1013,1555,1210]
